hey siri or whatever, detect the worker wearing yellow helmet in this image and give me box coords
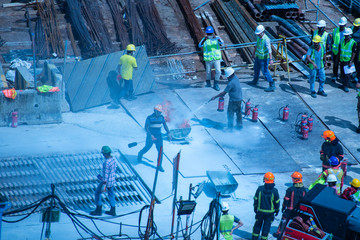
[352,18,360,91]
[306,35,327,98]
[341,178,360,200]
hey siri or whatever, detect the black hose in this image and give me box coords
[201,199,221,240]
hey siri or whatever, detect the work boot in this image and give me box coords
[126,95,137,101]
[107,100,120,109]
[90,205,102,216]
[310,91,317,98]
[264,83,276,92]
[331,76,337,82]
[205,80,211,87]
[340,85,349,92]
[251,79,258,85]
[105,206,116,216]
[317,90,327,97]
[356,126,360,133]
[213,81,220,91]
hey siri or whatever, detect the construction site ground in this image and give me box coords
[1,0,360,239]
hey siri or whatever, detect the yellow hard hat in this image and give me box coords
[354,18,360,27]
[350,178,360,188]
[126,44,136,51]
[312,35,322,43]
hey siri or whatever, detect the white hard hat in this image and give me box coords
[255,25,265,35]
[154,104,163,112]
[344,27,353,36]
[222,202,229,211]
[339,17,347,26]
[317,20,326,28]
[224,67,235,77]
[327,174,337,183]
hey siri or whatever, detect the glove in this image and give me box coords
[275,211,279,216]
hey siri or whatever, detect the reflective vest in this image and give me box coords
[203,38,222,61]
[309,46,325,69]
[351,191,360,202]
[256,34,270,59]
[220,214,234,240]
[314,30,329,49]
[325,168,344,194]
[332,28,342,55]
[340,39,356,62]
[2,88,17,99]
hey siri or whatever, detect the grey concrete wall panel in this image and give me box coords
[15,66,34,90]
[0,61,8,89]
[63,46,155,112]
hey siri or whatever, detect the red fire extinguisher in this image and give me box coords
[279,105,289,121]
[252,106,259,122]
[301,118,308,133]
[307,116,313,132]
[302,125,309,140]
[218,97,224,112]
[11,111,18,128]
[245,99,251,116]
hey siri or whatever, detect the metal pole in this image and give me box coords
[175,196,182,240]
[0,202,10,240]
[45,184,55,239]
[307,0,338,27]
[316,0,320,22]
[184,184,192,240]
[170,152,180,239]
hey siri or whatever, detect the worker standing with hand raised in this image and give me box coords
[219,202,244,240]
[199,26,224,91]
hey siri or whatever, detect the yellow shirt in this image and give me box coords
[119,54,137,80]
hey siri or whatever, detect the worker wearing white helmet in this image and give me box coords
[313,20,330,52]
[252,25,276,92]
[219,202,243,240]
[331,17,348,82]
[339,27,357,92]
[352,18,360,90]
[327,174,339,195]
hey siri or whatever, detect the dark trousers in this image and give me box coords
[227,100,242,128]
[107,71,122,102]
[138,134,163,163]
[332,53,340,78]
[121,80,134,98]
[355,58,360,80]
[340,61,351,87]
[252,212,274,240]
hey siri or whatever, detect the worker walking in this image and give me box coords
[306,35,327,98]
[320,130,344,171]
[313,20,330,52]
[198,26,224,91]
[273,172,307,238]
[118,44,137,100]
[90,146,117,216]
[252,25,275,92]
[252,172,280,240]
[137,105,171,172]
[219,202,244,240]
[331,17,347,82]
[341,178,360,200]
[210,67,243,130]
[339,28,357,92]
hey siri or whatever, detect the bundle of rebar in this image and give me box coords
[34,16,49,58]
[136,0,176,55]
[127,0,144,47]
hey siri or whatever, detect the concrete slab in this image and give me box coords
[175,87,300,174]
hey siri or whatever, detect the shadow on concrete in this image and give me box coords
[123,154,157,170]
[191,118,226,130]
[233,229,253,240]
[285,83,309,95]
[323,116,358,132]
[245,81,267,90]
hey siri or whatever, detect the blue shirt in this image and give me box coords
[224,74,242,101]
[145,113,166,136]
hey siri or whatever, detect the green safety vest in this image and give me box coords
[203,38,222,61]
[309,46,325,70]
[256,34,270,59]
[340,39,356,62]
[352,191,360,202]
[220,214,234,240]
[332,28,341,55]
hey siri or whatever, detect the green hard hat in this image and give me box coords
[101,146,112,154]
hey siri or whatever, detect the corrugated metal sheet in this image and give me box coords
[63,45,155,112]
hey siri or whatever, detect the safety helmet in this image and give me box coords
[312,35,322,43]
[350,178,360,188]
[327,174,337,183]
[206,26,214,34]
[224,67,235,77]
[317,20,326,28]
[255,25,265,35]
[222,202,229,211]
[354,18,360,27]
[264,172,275,184]
[339,17,347,26]
[329,156,339,166]
[154,104,163,112]
[101,145,112,154]
[291,172,303,183]
[344,28,353,36]
[126,44,136,51]
[322,130,336,141]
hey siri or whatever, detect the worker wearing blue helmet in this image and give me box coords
[199,26,224,91]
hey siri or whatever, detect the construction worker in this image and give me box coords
[273,172,307,238]
[352,18,360,88]
[90,146,117,216]
[331,17,347,82]
[118,44,137,100]
[326,174,339,195]
[252,25,275,92]
[210,67,243,130]
[320,130,344,171]
[198,26,224,91]
[306,35,327,98]
[309,156,344,195]
[252,172,280,240]
[350,187,360,203]
[357,92,360,133]
[137,105,171,172]
[313,20,330,52]
[219,202,244,240]
[339,28,357,92]
[341,178,360,200]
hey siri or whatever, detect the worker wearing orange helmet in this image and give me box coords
[252,172,280,240]
[341,178,360,200]
[320,130,344,171]
[273,172,307,238]
[137,104,171,172]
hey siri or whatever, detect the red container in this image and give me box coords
[217,97,224,112]
[11,111,18,128]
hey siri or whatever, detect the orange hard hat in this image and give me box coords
[264,172,275,183]
[291,172,303,183]
[154,104,163,112]
[322,130,336,141]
